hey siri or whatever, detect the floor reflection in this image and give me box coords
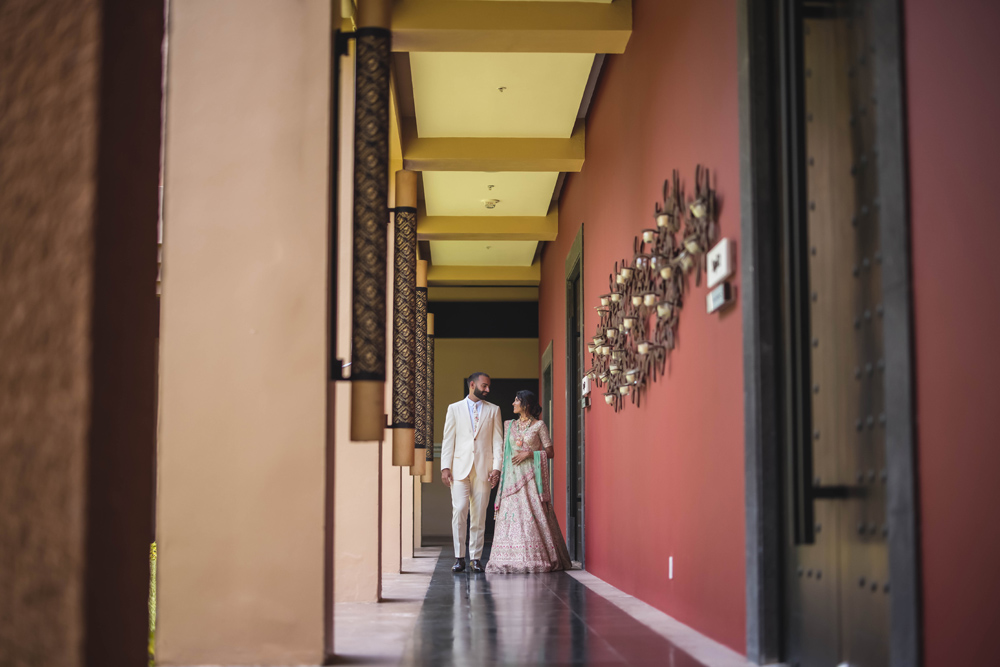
[401,545,705,666]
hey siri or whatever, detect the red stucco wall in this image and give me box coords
[906,1,1000,664]
[538,0,746,653]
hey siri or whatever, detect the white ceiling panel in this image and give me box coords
[410,52,595,138]
[430,240,539,267]
[422,171,558,217]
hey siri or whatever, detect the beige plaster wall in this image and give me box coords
[422,338,540,538]
[382,436,403,573]
[402,473,415,559]
[332,37,384,604]
[155,2,330,664]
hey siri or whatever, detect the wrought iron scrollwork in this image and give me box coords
[589,166,718,412]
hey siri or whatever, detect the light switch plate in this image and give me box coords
[706,238,733,289]
[581,375,592,396]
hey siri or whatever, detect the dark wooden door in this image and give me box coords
[781,1,889,665]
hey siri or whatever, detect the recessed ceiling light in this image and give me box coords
[497,86,507,93]
[483,199,500,210]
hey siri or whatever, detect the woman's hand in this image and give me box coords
[512,450,532,465]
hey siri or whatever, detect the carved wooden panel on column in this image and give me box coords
[350,24,391,441]
[391,203,417,464]
[412,260,428,476]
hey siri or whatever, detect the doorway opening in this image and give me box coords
[565,228,585,565]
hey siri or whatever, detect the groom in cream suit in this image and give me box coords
[441,372,503,573]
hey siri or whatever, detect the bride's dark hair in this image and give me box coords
[515,390,543,420]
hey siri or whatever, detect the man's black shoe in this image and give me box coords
[470,559,485,573]
[452,558,466,573]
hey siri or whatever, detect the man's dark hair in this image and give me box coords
[467,372,489,387]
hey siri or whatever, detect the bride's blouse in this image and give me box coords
[509,419,553,458]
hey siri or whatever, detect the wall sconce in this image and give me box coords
[634,254,651,270]
[684,237,703,254]
[689,198,708,219]
[610,291,622,303]
[587,343,596,354]
[599,371,609,383]
[656,300,674,319]
[616,272,625,285]
[618,384,631,396]
[609,364,621,375]
[611,348,625,360]
[655,212,674,229]
[600,294,611,306]
[605,327,618,340]
[621,266,634,281]
[642,229,658,244]
[631,294,643,307]
[660,263,673,280]
[625,368,639,384]
[593,336,605,346]
[637,340,651,355]
[676,252,695,273]
[604,392,616,405]
[622,315,637,330]
[642,291,658,307]
[600,345,611,356]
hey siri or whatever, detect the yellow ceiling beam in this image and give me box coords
[418,205,558,242]
[401,118,584,172]
[391,0,632,54]
[427,262,541,286]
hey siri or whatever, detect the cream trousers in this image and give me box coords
[450,465,491,559]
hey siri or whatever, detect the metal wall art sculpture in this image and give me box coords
[587,166,718,412]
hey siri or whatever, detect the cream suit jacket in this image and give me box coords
[440,399,503,481]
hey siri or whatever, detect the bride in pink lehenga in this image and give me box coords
[486,390,572,574]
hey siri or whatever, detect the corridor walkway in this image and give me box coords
[336,545,752,666]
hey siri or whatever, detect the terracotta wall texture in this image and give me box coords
[538,0,745,653]
[905,1,1000,664]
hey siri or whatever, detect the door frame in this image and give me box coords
[738,1,920,664]
[565,226,585,566]
[542,340,555,505]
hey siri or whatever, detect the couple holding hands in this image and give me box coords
[440,372,572,574]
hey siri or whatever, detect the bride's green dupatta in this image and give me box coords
[493,420,548,519]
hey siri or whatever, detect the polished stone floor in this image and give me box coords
[395,545,703,666]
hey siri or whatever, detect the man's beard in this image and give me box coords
[473,388,488,400]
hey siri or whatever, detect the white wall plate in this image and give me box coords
[706,238,733,289]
